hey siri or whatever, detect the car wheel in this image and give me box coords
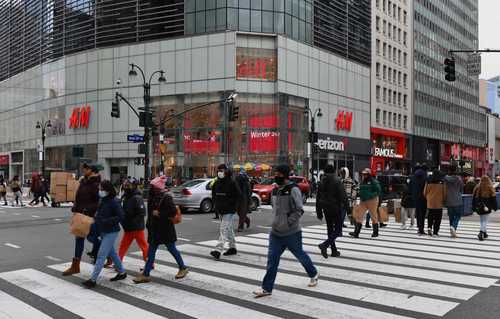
[250,197,259,211]
[200,199,213,214]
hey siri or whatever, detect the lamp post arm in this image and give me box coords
[130,63,146,85]
[148,70,164,87]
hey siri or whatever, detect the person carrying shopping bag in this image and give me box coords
[82,180,127,288]
[472,176,498,241]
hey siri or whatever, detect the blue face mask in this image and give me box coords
[98,190,108,198]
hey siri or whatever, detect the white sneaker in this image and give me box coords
[253,289,272,298]
[400,225,407,230]
[432,234,439,238]
[450,227,457,238]
[308,273,319,287]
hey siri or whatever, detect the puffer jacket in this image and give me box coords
[121,189,146,232]
[358,177,381,202]
[72,174,100,217]
[271,182,304,237]
[94,196,124,234]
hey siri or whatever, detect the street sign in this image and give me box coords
[128,134,145,143]
[467,53,481,76]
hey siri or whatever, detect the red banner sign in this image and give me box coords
[0,155,8,165]
[69,105,91,129]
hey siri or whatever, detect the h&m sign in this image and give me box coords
[336,111,353,132]
[69,105,91,129]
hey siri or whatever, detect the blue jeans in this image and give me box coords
[262,232,317,293]
[447,206,462,230]
[215,213,236,252]
[143,242,185,276]
[480,214,489,232]
[91,231,125,281]
[75,223,100,259]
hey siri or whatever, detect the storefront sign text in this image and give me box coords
[236,48,277,81]
[316,138,345,152]
[374,147,403,159]
[69,105,91,129]
[336,111,353,132]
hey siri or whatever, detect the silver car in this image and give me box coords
[170,178,261,213]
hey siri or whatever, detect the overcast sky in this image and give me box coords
[479,1,500,79]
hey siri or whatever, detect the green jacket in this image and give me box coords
[359,178,381,202]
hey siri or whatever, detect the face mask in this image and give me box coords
[99,190,108,198]
[275,176,285,186]
[217,171,225,179]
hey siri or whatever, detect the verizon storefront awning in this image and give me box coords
[315,133,372,156]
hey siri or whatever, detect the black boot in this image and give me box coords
[349,223,362,238]
[371,223,379,237]
[318,244,328,259]
[484,232,489,239]
[478,231,485,241]
[365,220,371,228]
[330,242,340,257]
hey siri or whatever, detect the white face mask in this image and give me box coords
[217,171,225,179]
[99,190,108,198]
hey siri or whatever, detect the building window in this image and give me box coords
[398,7,401,22]
[376,16,380,32]
[393,91,397,105]
[398,114,402,128]
[388,1,391,15]
[398,71,402,86]
[383,65,387,80]
[383,20,387,35]
[376,108,381,124]
[376,39,381,55]
[393,26,397,41]
[393,4,396,19]
[393,113,397,127]
[393,48,397,63]
[376,63,381,78]
[388,89,392,104]
[383,42,387,57]
[403,74,407,88]
[388,112,392,126]
[388,67,392,83]
[388,44,391,60]
[376,85,381,101]
[404,115,407,130]
[393,69,397,82]
[403,10,407,24]
[403,31,407,46]
[398,28,401,42]
[388,23,391,38]
[376,0,380,9]
[383,88,387,102]
[398,50,401,64]
[403,94,407,107]
[403,53,407,67]
[398,92,402,106]
[383,110,387,125]
[383,0,386,12]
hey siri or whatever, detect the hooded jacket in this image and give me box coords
[444,175,464,207]
[121,189,146,232]
[271,182,303,237]
[341,167,357,201]
[72,174,100,217]
[316,173,347,215]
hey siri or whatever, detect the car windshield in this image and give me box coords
[180,180,205,188]
[260,178,275,185]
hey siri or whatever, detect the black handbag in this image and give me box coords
[474,197,490,215]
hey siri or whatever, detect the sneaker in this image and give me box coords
[110,272,127,282]
[308,273,319,287]
[223,248,237,256]
[409,224,415,229]
[82,279,96,288]
[418,232,425,236]
[432,234,439,238]
[175,268,189,279]
[450,227,457,238]
[133,274,151,284]
[400,225,407,230]
[318,244,328,259]
[210,250,221,260]
[253,289,272,298]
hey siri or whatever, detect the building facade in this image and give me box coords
[487,76,500,114]
[370,0,413,174]
[0,1,371,183]
[413,0,486,175]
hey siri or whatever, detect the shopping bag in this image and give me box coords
[69,213,94,238]
[170,206,182,225]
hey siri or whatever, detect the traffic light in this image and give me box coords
[444,57,456,82]
[229,102,239,122]
[111,96,120,118]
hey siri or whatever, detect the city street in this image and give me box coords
[0,202,499,318]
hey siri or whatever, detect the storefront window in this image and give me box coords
[236,47,277,81]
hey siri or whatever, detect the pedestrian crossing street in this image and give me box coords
[1,220,500,318]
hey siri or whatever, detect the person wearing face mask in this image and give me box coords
[62,163,102,276]
[117,178,148,263]
[82,180,127,288]
[349,168,382,238]
[253,164,318,298]
[210,164,242,260]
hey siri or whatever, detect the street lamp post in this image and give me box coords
[128,63,166,192]
[304,105,323,180]
[35,120,52,179]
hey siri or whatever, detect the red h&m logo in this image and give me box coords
[336,111,353,132]
[69,105,91,129]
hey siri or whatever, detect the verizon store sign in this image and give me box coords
[316,138,345,151]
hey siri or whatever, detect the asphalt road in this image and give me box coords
[0,201,499,318]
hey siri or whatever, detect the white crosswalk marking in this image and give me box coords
[0,221,499,318]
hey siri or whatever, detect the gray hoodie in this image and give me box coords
[271,182,304,237]
[444,175,464,207]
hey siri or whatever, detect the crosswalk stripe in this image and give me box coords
[366,225,500,242]
[244,233,500,267]
[452,220,500,229]
[299,229,500,258]
[192,239,495,288]
[123,256,415,319]
[231,236,500,277]
[0,288,53,319]
[0,269,166,319]
[177,243,479,300]
[380,224,500,236]
[48,262,281,319]
[151,249,458,316]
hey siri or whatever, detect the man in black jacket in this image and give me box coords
[210,164,242,260]
[316,165,348,258]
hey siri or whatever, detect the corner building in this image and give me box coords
[0,0,371,182]
[413,0,487,175]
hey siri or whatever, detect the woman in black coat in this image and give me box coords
[133,176,188,283]
[473,175,498,241]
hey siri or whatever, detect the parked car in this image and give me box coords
[376,174,408,201]
[253,176,310,205]
[170,178,261,213]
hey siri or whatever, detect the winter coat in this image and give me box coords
[121,190,146,232]
[411,169,427,203]
[271,182,303,237]
[10,180,21,193]
[30,178,43,194]
[472,188,498,215]
[401,181,416,208]
[235,174,252,202]
[444,175,464,208]
[72,174,100,217]
[316,173,347,216]
[212,176,241,215]
[423,182,445,209]
[94,196,124,234]
[146,191,177,245]
[358,177,381,202]
[464,181,476,194]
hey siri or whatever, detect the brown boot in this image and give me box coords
[62,258,80,276]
